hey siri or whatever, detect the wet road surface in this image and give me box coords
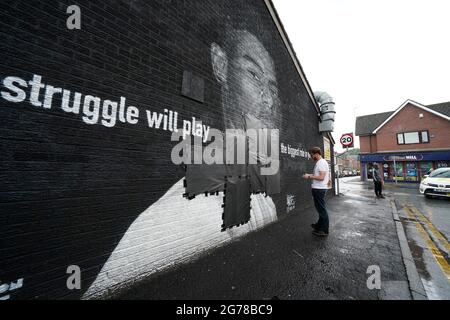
[384,183,450,300]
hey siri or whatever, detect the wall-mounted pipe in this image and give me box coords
[314,91,336,132]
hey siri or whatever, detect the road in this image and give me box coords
[382,182,450,300]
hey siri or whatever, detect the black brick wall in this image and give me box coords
[0,0,331,299]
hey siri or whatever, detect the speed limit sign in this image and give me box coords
[340,133,354,148]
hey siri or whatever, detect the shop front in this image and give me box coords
[360,151,450,183]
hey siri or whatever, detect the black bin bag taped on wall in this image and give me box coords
[222,177,251,230]
[185,164,227,196]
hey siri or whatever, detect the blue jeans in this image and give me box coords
[312,189,329,233]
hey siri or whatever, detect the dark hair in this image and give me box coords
[183,0,282,131]
[201,1,269,60]
[309,147,322,156]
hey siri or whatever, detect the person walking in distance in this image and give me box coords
[371,163,385,198]
[303,147,331,237]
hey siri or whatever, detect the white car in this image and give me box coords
[419,167,450,198]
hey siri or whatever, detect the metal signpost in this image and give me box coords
[337,133,355,196]
[340,133,354,149]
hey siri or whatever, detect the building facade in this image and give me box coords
[356,100,450,182]
[0,0,334,299]
[335,150,360,176]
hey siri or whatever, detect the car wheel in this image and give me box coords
[425,194,432,199]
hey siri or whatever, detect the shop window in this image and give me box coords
[406,162,418,181]
[382,163,390,180]
[419,162,433,180]
[437,161,449,168]
[393,162,404,181]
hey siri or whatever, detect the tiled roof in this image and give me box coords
[427,102,450,117]
[355,101,450,136]
[355,111,393,136]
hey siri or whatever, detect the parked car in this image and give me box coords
[422,168,434,179]
[342,170,351,177]
[419,167,450,198]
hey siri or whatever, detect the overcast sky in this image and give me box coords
[272,0,450,152]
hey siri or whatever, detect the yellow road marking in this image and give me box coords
[404,206,450,281]
[408,205,450,253]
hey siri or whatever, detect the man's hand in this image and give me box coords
[303,173,311,180]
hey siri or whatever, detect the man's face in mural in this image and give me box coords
[211,30,280,129]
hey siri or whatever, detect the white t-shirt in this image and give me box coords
[311,158,330,189]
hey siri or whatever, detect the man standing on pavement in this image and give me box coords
[371,163,385,198]
[303,147,330,237]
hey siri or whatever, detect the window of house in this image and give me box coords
[404,132,420,144]
[397,130,430,144]
[421,131,429,143]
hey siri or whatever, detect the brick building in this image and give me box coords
[356,100,450,182]
[335,152,360,175]
[0,0,335,299]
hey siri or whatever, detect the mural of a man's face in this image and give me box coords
[211,30,279,129]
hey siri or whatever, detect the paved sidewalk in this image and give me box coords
[116,179,411,300]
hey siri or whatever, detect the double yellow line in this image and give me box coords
[403,205,450,281]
